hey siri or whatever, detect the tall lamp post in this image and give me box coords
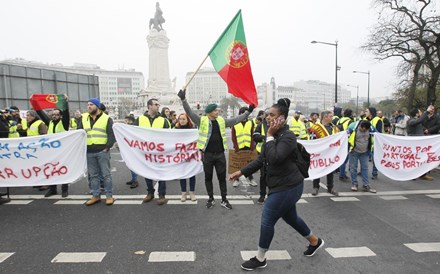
[347,84,359,115]
[353,70,370,107]
[311,40,339,104]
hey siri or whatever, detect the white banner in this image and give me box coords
[113,123,203,181]
[298,132,348,180]
[374,133,440,181]
[0,130,87,187]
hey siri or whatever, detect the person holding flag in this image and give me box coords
[33,94,71,197]
[178,89,254,209]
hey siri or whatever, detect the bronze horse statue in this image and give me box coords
[149,2,165,31]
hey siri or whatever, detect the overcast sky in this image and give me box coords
[1,0,401,100]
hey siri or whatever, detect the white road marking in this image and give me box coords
[114,200,142,205]
[427,194,440,199]
[326,247,376,258]
[0,253,14,263]
[51,252,106,263]
[330,197,360,202]
[229,200,254,205]
[167,200,198,205]
[54,200,87,205]
[241,250,291,260]
[297,199,308,204]
[7,189,440,201]
[148,251,195,262]
[4,200,33,205]
[379,196,408,200]
[404,242,440,253]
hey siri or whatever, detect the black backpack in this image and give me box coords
[293,142,311,178]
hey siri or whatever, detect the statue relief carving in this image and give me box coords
[149,2,165,31]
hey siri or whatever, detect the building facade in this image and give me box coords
[1,59,145,118]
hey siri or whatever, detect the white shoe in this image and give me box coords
[248,179,258,187]
[239,175,249,186]
[189,192,197,201]
[233,180,240,187]
[181,192,187,202]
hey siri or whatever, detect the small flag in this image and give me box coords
[30,94,67,111]
[208,10,258,107]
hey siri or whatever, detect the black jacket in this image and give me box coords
[241,125,303,194]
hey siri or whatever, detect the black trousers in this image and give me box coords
[49,184,68,192]
[312,171,334,190]
[203,151,227,200]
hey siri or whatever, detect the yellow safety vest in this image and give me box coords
[48,120,66,134]
[8,120,19,138]
[71,118,77,129]
[27,120,43,136]
[197,116,227,151]
[21,118,28,131]
[371,116,381,129]
[255,124,266,153]
[337,117,353,130]
[290,118,308,139]
[233,120,253,149]
[82,113,109,145]
[138,115,168,128]
[348,121,374,152]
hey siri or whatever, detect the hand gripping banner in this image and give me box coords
[113,123,203,181]
[374,133,440,181]
[298,132,348,180]
[0,130,87,187]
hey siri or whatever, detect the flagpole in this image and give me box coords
[182,55,209,90]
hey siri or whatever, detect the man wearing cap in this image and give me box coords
[8,106,27,137]
[36,95,71,197]
[77,98,116,206]
[134,98,171,205]
[289,110,308,140]
[178,89,254,210]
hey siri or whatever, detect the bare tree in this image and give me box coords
[362,0,440,109]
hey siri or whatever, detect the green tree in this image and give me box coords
[363,0,440,108]
[219,97,241,117]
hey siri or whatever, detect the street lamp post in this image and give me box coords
[353,70,370,107]
[347,84,359,115]
[311,40,339,104]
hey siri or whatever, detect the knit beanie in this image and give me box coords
[205,103,218,114]
[88,98,101,108]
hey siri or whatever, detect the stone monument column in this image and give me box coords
[139,2,175,106]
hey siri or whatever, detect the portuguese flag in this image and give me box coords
[30,94,67,111]
[208,10,258,107]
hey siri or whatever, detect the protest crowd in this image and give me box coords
[1,91,440,271]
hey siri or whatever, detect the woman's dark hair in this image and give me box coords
[272,98,290,119]
[409,108,419,117]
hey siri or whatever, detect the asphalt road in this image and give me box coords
[1,149,439,274]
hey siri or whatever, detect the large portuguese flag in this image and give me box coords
[208,10,258,107]
[30,94,67,111]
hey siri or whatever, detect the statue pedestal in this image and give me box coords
[140,29,176,105]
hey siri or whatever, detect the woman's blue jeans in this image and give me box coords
[180,176,196,192]
[259,182,311,249]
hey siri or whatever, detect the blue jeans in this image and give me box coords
[180,176,196,192]
[145,178,166,196]
[339,146,350,177]
[130,170,138,182]
[349,151,369,186]
[87,150,113,198]
[259,182,311,249]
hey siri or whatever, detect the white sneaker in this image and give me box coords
[248,179,258,187]
[233,180,240,187]
[239,175,249,186]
